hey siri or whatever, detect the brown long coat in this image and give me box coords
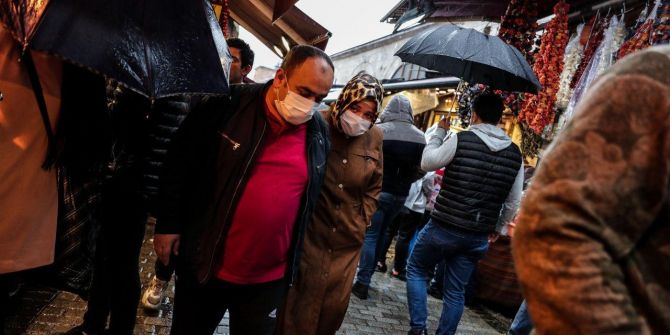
[512,47,670,334]
[277,122,383,335]
[0,26,62,273]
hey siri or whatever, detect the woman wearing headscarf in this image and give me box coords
[276,72,384,335]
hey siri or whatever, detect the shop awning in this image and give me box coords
[213,0,331,56]
[382,0,643,27]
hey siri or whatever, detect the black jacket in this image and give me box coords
[156,82,330,285]
[143,97,191,214]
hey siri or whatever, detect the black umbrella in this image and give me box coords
[395,24,541,93]
[1,0,231,99]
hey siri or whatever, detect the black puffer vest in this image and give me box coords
[431,131,521,233]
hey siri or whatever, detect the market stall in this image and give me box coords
[474,0,670,312]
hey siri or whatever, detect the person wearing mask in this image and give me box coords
[513,46,670,335]
[227,37,255,84]
[140,38,257,312]
[352,94,425,300]
[276,72,384,335]
[154,45,333,335]
[406,93,523,335]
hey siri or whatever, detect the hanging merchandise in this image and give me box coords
[596,16,626,77]
[611,14,628,58]
[498,0,541,64]
[619,0,662,58]
[497,0,541,115]
[519,1,570,135]
[571,15,607,89]
[653,0,670,45]
[562,15,622,127]
[555,24,585,110]
[457,84,486,128]
[218,0,230,38]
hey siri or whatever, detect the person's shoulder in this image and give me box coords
[232,82,267,94]
[606,47,670,88]
[368,125,384,144]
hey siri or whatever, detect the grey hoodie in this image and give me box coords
[376,95,425,144]
[421,123,524,233]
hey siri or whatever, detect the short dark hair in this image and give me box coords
[280,45,334,75]
[227,38,255,68]
[472,93,504,124]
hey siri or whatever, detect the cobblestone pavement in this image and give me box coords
[6,226,510,335]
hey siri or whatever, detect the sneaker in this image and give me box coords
[407,329,427,335]
[375,261,387,273]
[391,269,407,281]
[351,282,369,300]
[141,275,168,310]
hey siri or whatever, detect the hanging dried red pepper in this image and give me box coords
[519,1,570,135]
[218,0,231,38]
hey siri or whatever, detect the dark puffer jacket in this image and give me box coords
[143,97,191,214]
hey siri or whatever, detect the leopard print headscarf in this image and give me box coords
[331,71,384,130]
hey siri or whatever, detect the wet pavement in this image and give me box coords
[5,225,511,335]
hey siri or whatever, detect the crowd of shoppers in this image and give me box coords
[3,13,669,334]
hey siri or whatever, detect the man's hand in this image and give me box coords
[154,234,180,266]
[488,233,499,244]
[438,117,450,130]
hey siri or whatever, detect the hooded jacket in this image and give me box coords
[422,123,523,233]
[376,95,425,196]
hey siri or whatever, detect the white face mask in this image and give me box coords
[274,80,318,125]
[340,110,371,137]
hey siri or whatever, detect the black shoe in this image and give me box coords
[375,261,387,273]
[351,282,369,300]
[428,285,442,300]
[407,329,427,335]
[391,269,407,281]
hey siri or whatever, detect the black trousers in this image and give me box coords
[170,277,286,335]
[378,209,406,265]
[393,210,429,273]
[82,171,146,334]
[0,274,11,335]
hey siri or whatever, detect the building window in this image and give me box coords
[391,63,427,81]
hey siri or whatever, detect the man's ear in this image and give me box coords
[241,65,252,77]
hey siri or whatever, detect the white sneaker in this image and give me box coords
[141,275,168,310]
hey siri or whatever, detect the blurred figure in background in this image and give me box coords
[227,38,255,84]
[352,95,425,300]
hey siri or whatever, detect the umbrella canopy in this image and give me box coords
[395,24,541,93]
[1,0,231,99]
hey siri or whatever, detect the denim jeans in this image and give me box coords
[356,192,407,286]
[406,221,489,335]
[508,300,533,335]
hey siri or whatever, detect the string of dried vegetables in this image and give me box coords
[519,1,570,136]
[555,24,584,110]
